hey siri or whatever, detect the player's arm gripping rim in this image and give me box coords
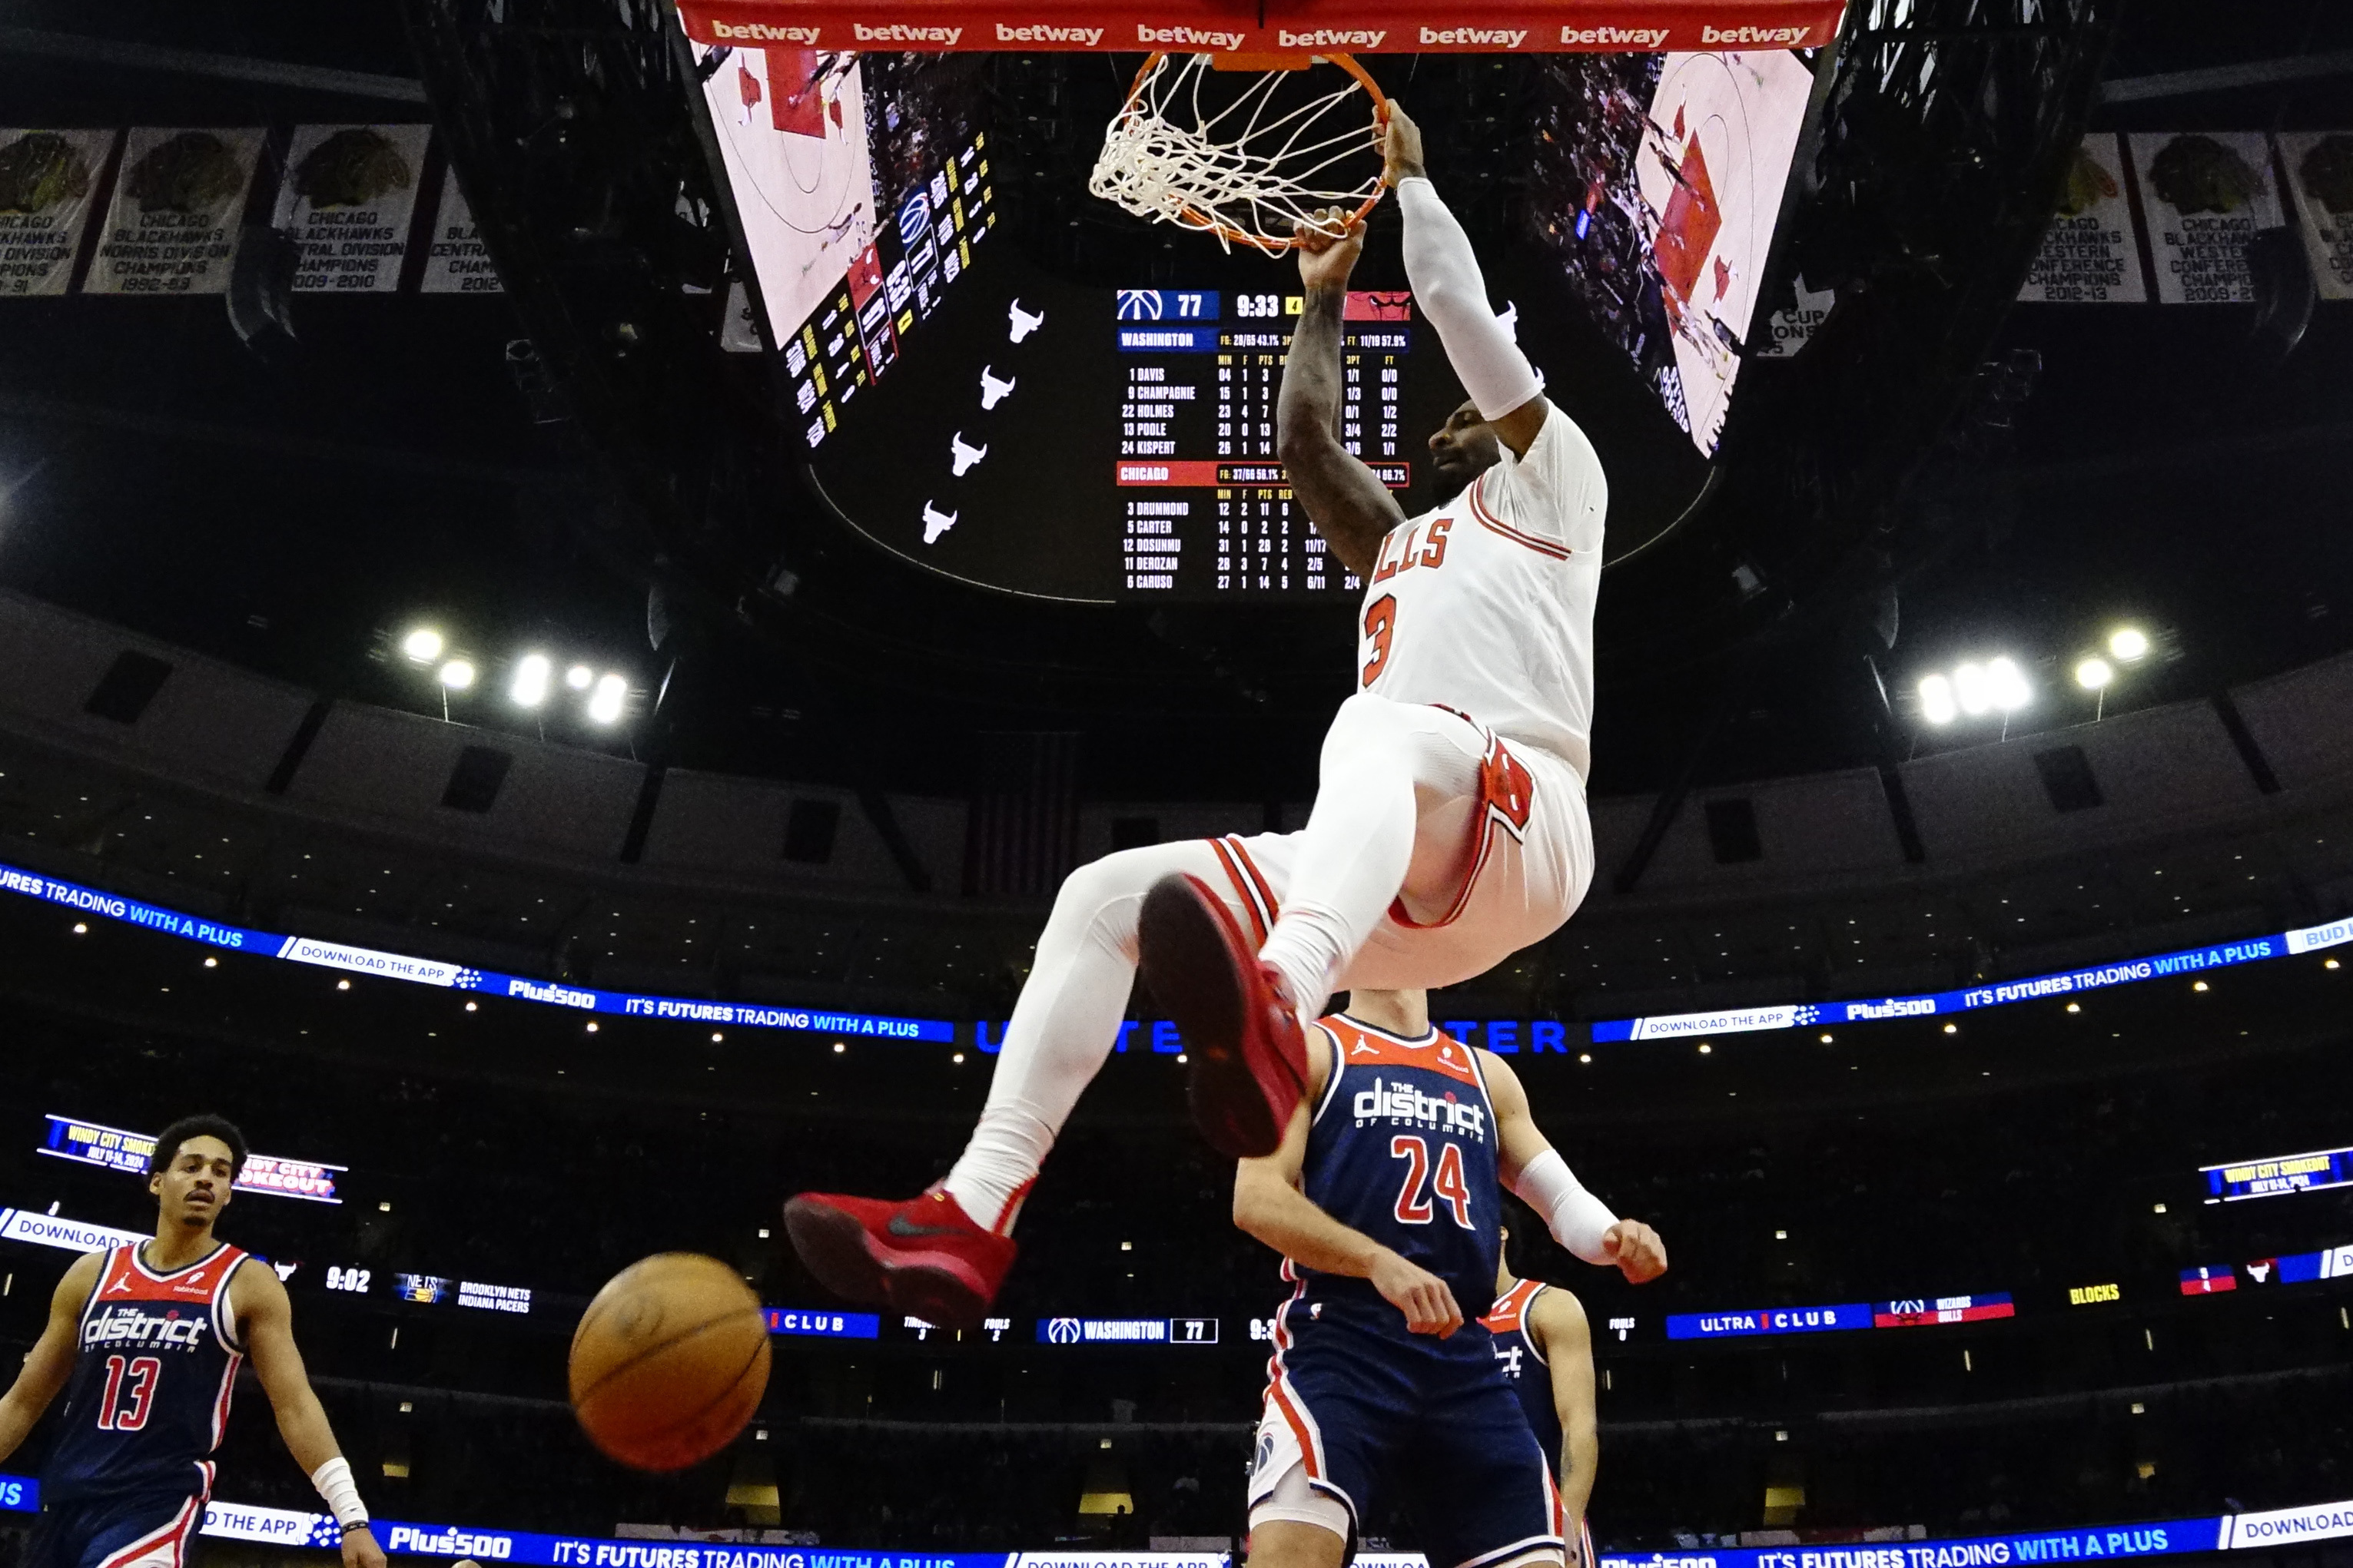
[1276,213,1406,579]
[1232,1028,1466,1338]
[0,1249,106,1464]
[237,1266,390,1568]
[1482,1049,1668,1285]
[1528,1285,1601,1566]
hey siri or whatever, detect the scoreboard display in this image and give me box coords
[799,264,1468,602]
[2203,1144,2353,1202]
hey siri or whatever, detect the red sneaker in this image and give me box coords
[782,1188,1015,1330]
[1137,872,1309,1159]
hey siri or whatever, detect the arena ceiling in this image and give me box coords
[0,0,2349,806]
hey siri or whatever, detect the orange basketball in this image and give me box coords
[569,1252,770,1471]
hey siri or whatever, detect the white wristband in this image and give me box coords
[310,1456,370,1530]
[1511,1148,1619,1266]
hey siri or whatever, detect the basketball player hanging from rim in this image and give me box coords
[788,101,1625,1327]
[0,1117,386,1568]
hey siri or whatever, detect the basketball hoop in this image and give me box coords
[1088,52,1389,255]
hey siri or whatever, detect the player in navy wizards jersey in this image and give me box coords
[0,1116,387,1568]
[1231,989,1665,1568]
[1483,1224,1600,1568]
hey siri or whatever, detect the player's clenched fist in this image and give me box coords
[1293,209,1366,291]
[1370,1248,1464,1337]
[1600,1219,1668,1284]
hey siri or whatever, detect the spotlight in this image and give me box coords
[437,659,476,691]
[1987,656,2032,712]
[509,653,552,708]
[2109,627,2150,661]
[2076,658,2114,691]
[566,664,594,691]
[1918,674,1957,725]
[1953,662,1992,717]
[587,672,627,724]
[401,628,445,663]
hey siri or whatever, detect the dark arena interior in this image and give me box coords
[0,2,2351,1568]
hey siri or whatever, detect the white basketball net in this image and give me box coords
[1088,53,1384,254]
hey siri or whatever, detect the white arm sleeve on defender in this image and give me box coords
[1511,1148,1619,1266]
[311,1456,370,1529]
[1396,175,1544,422]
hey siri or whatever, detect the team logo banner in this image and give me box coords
[2128,131,2285,306]
[2278,132,2353,303]
[272,124,434,293]
[0,129,116,297]
[85,127,265,296]
[2019,134,2148,303]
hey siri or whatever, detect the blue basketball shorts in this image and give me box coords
[28,1488,208,1568]
[1248,1310,1565,1568]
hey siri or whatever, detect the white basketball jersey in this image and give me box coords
[1355,408,1607,772]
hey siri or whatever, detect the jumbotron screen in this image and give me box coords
[695,47,1813,601]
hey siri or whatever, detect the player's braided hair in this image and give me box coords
[148,1113,248,1179]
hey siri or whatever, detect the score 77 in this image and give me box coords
[1390,1135,1474,1229]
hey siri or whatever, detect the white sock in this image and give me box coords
[1258,694,1482,1003]
[944,844,1208,1234]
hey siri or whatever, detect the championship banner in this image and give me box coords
[2126,131,2284,305]
[0,130,116,297]
[674,0,1847,52]
[38,1114,347,1204]
[2275,131,2353,303]
[418,174,503,293]
[271,124,434,293]
[2019,134,2147,303]
[84,127,265,296]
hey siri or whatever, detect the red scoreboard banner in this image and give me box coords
[675,0,1846,53]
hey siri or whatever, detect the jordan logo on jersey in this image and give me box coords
[1351,1075,1488,1140]
[84,1304,214,1352]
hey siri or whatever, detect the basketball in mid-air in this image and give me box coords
[569,1252,770,1471]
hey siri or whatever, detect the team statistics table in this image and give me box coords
[1112,287,1415,595]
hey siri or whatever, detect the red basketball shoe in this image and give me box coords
[1137,872,1309,1159]
[782,1187,1014,1330]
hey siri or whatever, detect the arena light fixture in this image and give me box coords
[437,659,476,691]
[400,627,446,664]
[1953,661,1992,717]
[509,653,553,708]
[1986,656,2031,712]
[1918,674,1957,725]
[587,672,627,724]
[566,664,595,691]
[2109,626,2150,661]
[2076,657,2113,691]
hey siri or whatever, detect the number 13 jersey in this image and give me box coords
[50,1242,248,1500]
[1291,1014,1500,1347]
[1356,408,1608,777]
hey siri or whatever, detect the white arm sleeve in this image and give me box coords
[1510,1147,1618,1266]
[1396,175,1543,422]
[310,1455,370,1529]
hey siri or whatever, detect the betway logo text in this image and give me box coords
[1279,28,1386,48]
[1136,23,1243,48]
[703,20,821,41]
[853,22,964,43]
[1422,26,1527,47]
[997,22,1102,44]
[1559,25,1668,46]
[1701,24,1812,44]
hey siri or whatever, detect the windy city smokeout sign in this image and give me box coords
[0,130,116,297]
[271,124,434,293]
[2129,131,2284,305]
[2019,134,2147,303]
[85,127,265,296]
